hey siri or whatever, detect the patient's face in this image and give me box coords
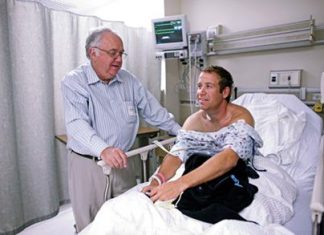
[196,72,224,110]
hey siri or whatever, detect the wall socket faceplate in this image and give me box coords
[269,70,302,88]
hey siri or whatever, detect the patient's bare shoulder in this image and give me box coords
[230,103,255,127]
[182,111,204,131]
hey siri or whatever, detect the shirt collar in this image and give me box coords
[85,62,123,85]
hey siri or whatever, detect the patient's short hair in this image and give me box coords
[202,66,233,102]
[85,27,116,58]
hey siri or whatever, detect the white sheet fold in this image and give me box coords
[83,188,294,235]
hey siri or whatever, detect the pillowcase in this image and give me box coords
[247,102,305,164]
[233,94,306,177]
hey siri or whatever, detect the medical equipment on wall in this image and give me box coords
[188,32,206,112]
[151,16,209,115]
[152,14,188,51]
[171,31,207,113]
[152,14,188,59]
[207,17,314,55]
[153,26,208,115]
[206,25,222,40]
[178,31,207,114]
[155,49,188,59]
[269,70,302,88]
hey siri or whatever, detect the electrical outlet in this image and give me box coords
[269,70,302,88]
[312,93,321,101]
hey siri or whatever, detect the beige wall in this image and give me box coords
[181,0,324,32]
[164,0,324,123]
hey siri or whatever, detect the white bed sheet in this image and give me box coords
[81,184,294,235]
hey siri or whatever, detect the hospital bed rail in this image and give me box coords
[97,137,176,181]
[311,135,324,235]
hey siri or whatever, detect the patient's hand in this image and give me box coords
[148,180,184,203]
[141,180,159,197]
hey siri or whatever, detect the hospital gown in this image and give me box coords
[170,119,264,163]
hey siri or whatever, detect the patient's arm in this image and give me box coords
[149,148,239,202]
[142,154,182,193]
[180,148,239,188]
[158,154,183,180]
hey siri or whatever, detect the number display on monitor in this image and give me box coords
[152,15,188,51]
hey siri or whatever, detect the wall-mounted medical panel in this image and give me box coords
[269,70,302,88]
[207,17,315,55]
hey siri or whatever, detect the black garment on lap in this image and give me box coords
[172,154,258,224]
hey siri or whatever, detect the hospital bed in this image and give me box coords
[79,93,323,235]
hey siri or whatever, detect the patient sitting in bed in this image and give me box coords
[86,66,264,234]
[142,65,263,224]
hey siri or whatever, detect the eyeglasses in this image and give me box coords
[93,47,127,59]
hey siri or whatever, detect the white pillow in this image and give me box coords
[240,157,297,225]
[233,94,307,178]
[235,95,305,162]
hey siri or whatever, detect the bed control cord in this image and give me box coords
[152,140,172,154]
[104,175,110,201]
[152,140,185,155]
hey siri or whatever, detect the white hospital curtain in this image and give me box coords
[0,0,160,234]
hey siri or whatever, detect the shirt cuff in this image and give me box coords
[168,124,181,136]
[90,136,109,158]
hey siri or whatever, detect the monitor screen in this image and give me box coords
[152,15,188,51]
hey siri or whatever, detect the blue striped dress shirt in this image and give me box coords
[61,62,181,157]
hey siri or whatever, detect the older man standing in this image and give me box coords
[61,27,180,232]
